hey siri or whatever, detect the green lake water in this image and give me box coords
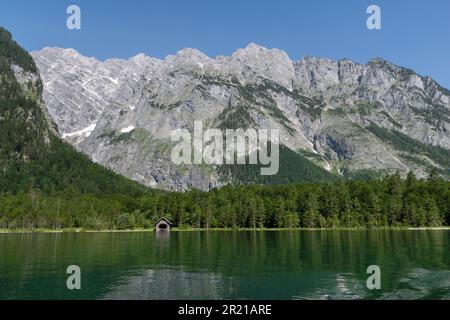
[0,230,449,300]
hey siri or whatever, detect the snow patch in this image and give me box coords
[62,123,96,139]
[105,76,119,85]
[120,126,135,133]
[324,160,332,172]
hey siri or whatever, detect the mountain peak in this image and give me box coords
[40,47,81,56]
[129,53,161,65]
[130,53,148,60]
[172,48,210,59]
[244,42,269,51]
[368,57,389,64]
[233,42,290,59]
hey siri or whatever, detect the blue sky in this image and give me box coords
[1,0,450,88]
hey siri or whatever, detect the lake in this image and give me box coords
[0,230,449,300]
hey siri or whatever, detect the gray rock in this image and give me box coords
[32,45,450,190]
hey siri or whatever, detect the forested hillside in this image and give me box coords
[0,27,146,196]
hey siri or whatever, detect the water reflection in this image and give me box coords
[0,230,449,299]
[292,273,364,300]
[155,231,170,241]
[381,268,450,300]
[101,268,227,300]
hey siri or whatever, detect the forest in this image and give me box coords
[0,172,449,230]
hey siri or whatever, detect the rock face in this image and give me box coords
[32,44,450,190]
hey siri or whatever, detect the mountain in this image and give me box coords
[0,27,449,231]
[0,27,145,196]
[31,44,450,191]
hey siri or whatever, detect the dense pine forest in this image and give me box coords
[1,172,449,230]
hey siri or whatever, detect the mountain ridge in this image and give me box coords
[31,43,450,191]
[34,44,448,89]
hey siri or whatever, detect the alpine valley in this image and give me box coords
[31,43,450,191]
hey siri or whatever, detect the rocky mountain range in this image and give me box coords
[31,44,450,191]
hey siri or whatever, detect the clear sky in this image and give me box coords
[1,0,450,88]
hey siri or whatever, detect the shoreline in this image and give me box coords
[1,227,449,234]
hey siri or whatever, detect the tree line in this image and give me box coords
[0,172,448,230]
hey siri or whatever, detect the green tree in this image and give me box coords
[303,193,319,228]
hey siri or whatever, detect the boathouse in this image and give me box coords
[155,217,172,231]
